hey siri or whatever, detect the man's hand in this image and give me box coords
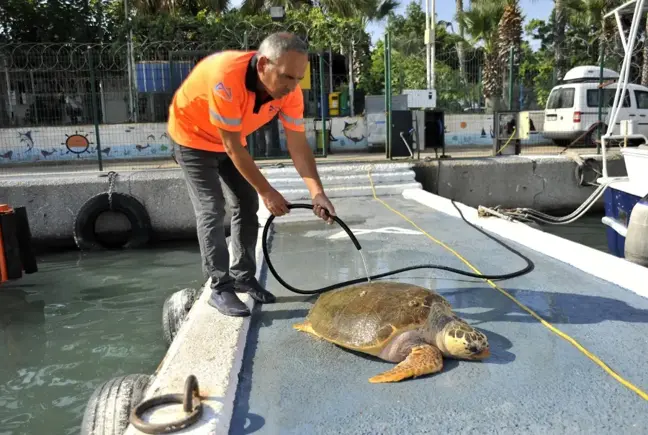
[261,187,290,217]
[312,192,336,224]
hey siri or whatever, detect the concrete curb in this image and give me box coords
[123,230,266,435]
[258,161,415,175]
[402,188,648,300]
[269,171,417,189]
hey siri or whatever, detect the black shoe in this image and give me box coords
[235,278,276,304]
[208,288,250,317]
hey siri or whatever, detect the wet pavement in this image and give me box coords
[230,196,648,435]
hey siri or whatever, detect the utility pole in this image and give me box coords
[424,0,436,89]
[125,0,136,122]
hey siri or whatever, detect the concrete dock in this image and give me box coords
[229,196,648,435]
[120,180,648,435]
[6,155,646,433]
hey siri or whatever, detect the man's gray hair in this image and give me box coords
[257,32,308,61]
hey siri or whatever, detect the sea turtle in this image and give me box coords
[293,280,490,383]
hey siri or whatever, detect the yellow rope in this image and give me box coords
[366,168,648,401]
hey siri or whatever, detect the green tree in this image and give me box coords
[458,0,505,112]
[357,2,478,110]
[521,19,556,108]
[0,0,116,43]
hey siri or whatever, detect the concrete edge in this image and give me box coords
[401,188,648,300]
[123,229,266,435]
[0,161,416,181]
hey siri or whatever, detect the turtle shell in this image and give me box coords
[305,280,452,351]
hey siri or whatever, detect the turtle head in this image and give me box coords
[441,320,490,360]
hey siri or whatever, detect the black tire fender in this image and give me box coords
[162,287,199,346]
[80,374,152,435]
[74,192,152,250]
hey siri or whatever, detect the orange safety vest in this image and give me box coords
[167,50,305,152]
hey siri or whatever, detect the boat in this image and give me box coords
[598,0,648,264]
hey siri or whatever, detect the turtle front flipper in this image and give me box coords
[368,344,443,383]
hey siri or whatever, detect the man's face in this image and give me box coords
[257,51,308,99]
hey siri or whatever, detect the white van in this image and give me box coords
[543,65,648,146]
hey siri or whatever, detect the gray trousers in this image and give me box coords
[174,143,259,290]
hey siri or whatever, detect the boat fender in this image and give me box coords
[624,195,648,267]
[0,205,22,282]
[0,205,38,283]
[80,373,152,435]
[74,192,152,251]
[162,287,199,346]
[14,207,38,274]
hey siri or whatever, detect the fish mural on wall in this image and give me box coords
[18,131,34,151]
[327,118,368,149]
[340,120,366,143]
[41,148,57,158]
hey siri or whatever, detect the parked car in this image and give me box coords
[542,65,648,147]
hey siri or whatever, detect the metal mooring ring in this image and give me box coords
[129,375,203,434]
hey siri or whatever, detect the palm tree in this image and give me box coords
[643,13,648,85]
[564,0,607,69]
[496,0,523,109]
[455,0,467,95]
[458,0,505,111]
[553,0,567,81]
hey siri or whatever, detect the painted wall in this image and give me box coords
[0,124,174,164]
[443,111,550,147]
[287,117,368,152]
[0,117,371,165]
[0,113,552,165]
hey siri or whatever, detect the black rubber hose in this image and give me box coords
[261,201,535,295]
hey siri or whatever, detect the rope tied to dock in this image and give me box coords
[478,177,612,226]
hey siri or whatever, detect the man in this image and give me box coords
[168,32,336,317]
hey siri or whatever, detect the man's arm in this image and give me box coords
[279,89,335,222]
[279,89,325,199]
[283,128,324,198]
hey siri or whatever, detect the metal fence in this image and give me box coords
[0,32,640,172]
[0,41,343,171]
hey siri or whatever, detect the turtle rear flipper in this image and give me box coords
[293,320,322,339]
[368,344,443,383]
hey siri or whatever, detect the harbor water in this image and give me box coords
[0,211,608,434]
